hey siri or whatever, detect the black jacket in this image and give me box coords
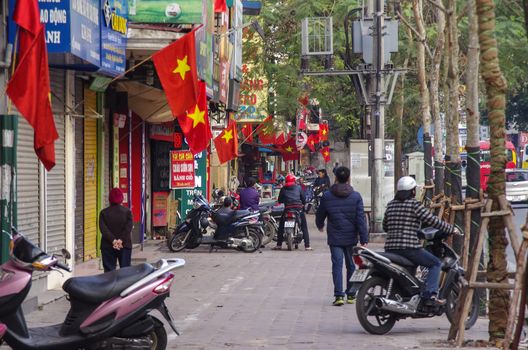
[315,183,368,246]
[99,204,133,249]
[314,175,331,189]
[278,185,305,208]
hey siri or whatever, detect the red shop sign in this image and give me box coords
[170,150,195,189]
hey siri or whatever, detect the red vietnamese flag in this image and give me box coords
[153,31,199,117]
[307,133,319,152]
[299,118,307,130]
[241,124,253,143]
[256,116,276,144]
[6,0,58,171]
[214,0,227,12]
[319,123,329,141]
[177,81,212,154]
[275,130,287,146]
[214,121,238,164]
[279,137,299,161]
[321,146,331,163]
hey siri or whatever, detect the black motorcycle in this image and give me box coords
[167,194,262,253]
[352,228,479,335]
[282,208,304,251]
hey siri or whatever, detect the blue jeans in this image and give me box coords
[387,248,441,299]
[329,245,355,297]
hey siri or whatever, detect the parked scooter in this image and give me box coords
[352,228,479,335]
[258,201,281,245]
[0,228,185,350]
[168,193,262,253]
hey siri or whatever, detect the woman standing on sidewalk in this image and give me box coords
[99,188,133,272]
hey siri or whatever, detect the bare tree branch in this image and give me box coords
[396,10,434,60]
[424,0,449,14]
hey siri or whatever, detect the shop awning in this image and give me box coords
[116,81,174,124]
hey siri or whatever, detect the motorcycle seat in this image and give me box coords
[234,209,251,219]
[379,252,416,267]
[63,263,155,303]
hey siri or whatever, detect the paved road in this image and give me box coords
[17,215,491,350]
[507,204,527,266]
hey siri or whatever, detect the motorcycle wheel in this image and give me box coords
[262,221,276,246]
[240,228,261,253]
[147,316,167,350]
[286,230,293,251]
[445,283,479,330]
[168,230,189,252]
[356,276,397,335]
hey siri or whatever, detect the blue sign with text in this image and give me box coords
[37,0,71,52]
[70,0,101,66]
[99,0,128,76]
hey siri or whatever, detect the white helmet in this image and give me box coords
[397,176,417,191]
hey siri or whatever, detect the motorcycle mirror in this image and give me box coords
[61,248,72,260]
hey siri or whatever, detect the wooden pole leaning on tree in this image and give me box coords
[505,214,528,350]
[448,195,521,347]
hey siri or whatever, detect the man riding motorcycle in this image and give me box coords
[383,176,459,306]
[313,169,331,193]
[273,174,312,251]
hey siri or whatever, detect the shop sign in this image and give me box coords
[150,123,174,142]
[8,0,101,65]
[196,0,214,96]
[179,151,207,216]
[128,0,203,24]
[37,0,71,53]
[230,0,243,81]
[70,0,101,66]
[234,64,267,122]
[152,192,169,227]
[170,151,195,189]
[100,0,128,76]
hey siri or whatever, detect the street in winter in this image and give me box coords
[2,0,528,349]
[14,216,492,350]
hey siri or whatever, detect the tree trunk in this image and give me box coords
[446,0,463,253]
[430,3,446,195]
[412,0,433,198]
[523,0,528,38]
[476,0,510,341]
[394,78,404,191]
[465,0,481,247]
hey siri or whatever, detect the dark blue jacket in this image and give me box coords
[315,183,368,246]
[239,187,260,211]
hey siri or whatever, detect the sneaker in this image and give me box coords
[347,295,356,304]
[305,246,313,251]
[333,296,345,306]
[424,295,446,307]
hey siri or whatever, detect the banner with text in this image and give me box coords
[170,150,195,189]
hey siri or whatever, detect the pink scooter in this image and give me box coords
[0,228,185,350]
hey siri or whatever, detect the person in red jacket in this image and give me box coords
[99,188,133,272]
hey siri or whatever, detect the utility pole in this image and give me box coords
[301,1,400,233]
[367,0,385,233]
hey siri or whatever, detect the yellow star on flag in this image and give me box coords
[222,129,233,143]
[285,146,293,153]
[322,128,327,135]
[173,56,191,80]
[324,151,329,157]
[187,105,205,128]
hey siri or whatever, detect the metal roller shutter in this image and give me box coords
[46,69,66,255]
[16,118,40,245]
[84,89,98,261]
[74,78,84,262]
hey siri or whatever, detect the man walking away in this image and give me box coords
[316,166,368,306]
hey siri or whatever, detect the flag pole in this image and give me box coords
[239,124,260,146]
